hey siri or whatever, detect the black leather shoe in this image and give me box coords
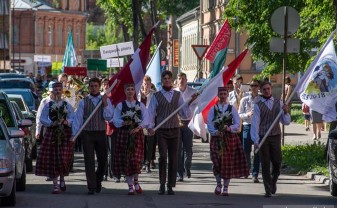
[186,169,191,178]
[271,184,277,194]
[88,189,95,195]
[158,184,165,195]
[96,182,102,193]
[167,185,175,195]
[264,192,272,197]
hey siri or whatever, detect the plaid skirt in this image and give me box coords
[35,126,74,178]
[210,132,249,179]
[113,128,144,176]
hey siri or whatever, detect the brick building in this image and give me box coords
[11,0,87,74]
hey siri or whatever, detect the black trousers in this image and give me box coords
[259,134,282,194]
[82,130,107,190]
[157,128,180,187]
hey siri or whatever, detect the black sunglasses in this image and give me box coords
[250,84,259,87]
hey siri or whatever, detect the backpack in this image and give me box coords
[302,104,309,114]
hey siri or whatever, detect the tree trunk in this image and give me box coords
[138,0,147,38]
[333,0,337,25]
[121,22,130,42]
[132,0,139,48]
[150,0,160,45]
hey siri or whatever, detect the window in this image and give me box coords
[76,27,80,47]
[0,33,8,49]
[38,24,43,46]
[57,25,62,47]
[0,100,14,128]
[48,25,53,46]
[0,0,9,15]
[13,25,18,45]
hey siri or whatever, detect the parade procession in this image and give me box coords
[1,0,337,207]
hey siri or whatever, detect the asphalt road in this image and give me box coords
[8,123,337,208]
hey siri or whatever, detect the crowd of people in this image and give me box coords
[31,71,291,198]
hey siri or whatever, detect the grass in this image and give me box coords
[284,103,329,176]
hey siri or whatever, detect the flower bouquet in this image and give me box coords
[50,101,68,145]
[212,105,232,156]
[121,104,142,155]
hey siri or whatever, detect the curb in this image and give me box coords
[307,172,330,185]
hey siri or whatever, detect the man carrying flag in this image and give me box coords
[147,70,197,195]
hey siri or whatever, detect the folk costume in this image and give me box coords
[207,87,248,196]
[113,97,148,195]
[35,82,74,194]
[72,78,114,195]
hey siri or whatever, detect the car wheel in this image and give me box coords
[16,166,26,192]
[2,180,16,206]
[329,160,337,196]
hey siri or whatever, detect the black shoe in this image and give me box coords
[177,176,184,182]
[167,185,175,195]
[96,182,102,193]
[271,184,277,194]
[88,189,95,195]
[264,192,272,197]
[145,165,152,173]
[186,169,191,178]
[158,184,165,195]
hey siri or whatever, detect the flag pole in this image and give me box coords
[254,29,337,153]
[72,79,119,141]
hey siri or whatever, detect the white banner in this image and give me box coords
[106,58,124,68]
[100,41,134,59]
[34,55,51,63]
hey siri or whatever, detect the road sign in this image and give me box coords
[270,37,300,53]
[106,58,124,68]
[192,45,209,60]
[271,6,300,36]
[87,59,107,71]
[34,55,51,63]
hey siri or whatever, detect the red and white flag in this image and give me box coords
[108,27,155,106]
[189,49,248,139]
[205,20,231,62]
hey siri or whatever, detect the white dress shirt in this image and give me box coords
[112,100,149,128]
[238,93,261,125]
[207,102,240,136]
[250,96,291,144]
[147,89,191,129]
[72,94,114,136]
[35,96,51,136]
[39,99,74,127]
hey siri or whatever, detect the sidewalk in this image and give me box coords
[284,122,329,145]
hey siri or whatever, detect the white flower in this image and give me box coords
[51,103,57,109]
[134,115,142,123]
[135,104,141,111]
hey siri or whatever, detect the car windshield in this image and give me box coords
[3,91,33,109]
[0,79,32,89]
[0,100,15,128]
[8,97,26,111]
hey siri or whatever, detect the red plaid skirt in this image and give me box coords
[35,126,74,178]
[113,128,144,176]
[210,133,249,179]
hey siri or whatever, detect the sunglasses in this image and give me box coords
[250,84,259,87]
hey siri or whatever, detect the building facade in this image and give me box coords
[0,0,10,71]
[11,0,86,74]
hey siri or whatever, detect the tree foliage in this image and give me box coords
[224,0,336,78]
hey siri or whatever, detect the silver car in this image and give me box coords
[0,117,25,206]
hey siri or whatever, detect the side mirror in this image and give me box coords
[9,129,25,138]
[18,119,33,128]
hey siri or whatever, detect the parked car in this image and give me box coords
[11,101,34,172]
[0,117,26,206]
[7,94,35,121]
[2,88,38,111]
[0,91,32,192]
[328,129,337,196]
[0,78,35,90]
[0,73,26,79]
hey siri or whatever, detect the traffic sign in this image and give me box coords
[192,45,209,61]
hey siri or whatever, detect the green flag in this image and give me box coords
[209,48,228,79]
[62,31,78,71]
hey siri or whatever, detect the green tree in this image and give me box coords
[224,0,336,78]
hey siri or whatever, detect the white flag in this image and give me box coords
[298,30,337,122]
